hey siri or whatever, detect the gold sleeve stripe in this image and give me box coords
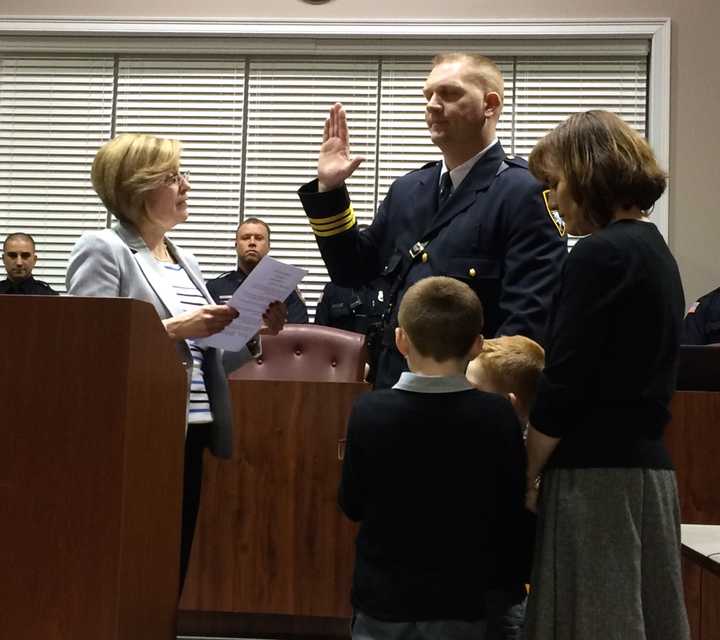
[310,206,355,235]
[310,211,354,231]
[313,216,356,238]
[308,206,354,226]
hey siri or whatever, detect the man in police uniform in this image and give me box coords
[682,287,720,344]
[1,233,59,295]
[206,217,308,323]
[298,53,566,389]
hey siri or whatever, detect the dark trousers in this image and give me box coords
[179,422,211,592]
[352,610,487,640]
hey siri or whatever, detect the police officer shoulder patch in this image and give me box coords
[542,189,566,237]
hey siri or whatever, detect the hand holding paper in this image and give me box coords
[197,256,306,350]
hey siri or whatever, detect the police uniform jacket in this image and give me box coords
[66,221,247,458]
[298,142,567,388]
[683,286,720,344]
[206,269,309,324]
[0,276,59,295]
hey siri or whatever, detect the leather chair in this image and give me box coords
[228,323,368,383]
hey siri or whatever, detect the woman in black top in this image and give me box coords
[523,111,690,640]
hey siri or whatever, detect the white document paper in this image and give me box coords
[197,256,306,351]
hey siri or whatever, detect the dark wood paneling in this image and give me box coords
[701,566,720,640]
[177,610,349,639]
[0,296,187,640]
[180,380,368,627]
[666,392,720,524]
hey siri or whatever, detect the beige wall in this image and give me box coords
[2,0,719,302]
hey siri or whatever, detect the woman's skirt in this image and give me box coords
[524,467,690,640]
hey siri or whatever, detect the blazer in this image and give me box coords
[66,220,249,458]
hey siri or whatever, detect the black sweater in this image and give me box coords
[339,385,532,622]
[530,219,685,469]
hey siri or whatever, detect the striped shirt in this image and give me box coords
[160,262,213,424]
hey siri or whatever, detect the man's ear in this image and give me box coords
[395,327,409,357]
[484,92,501,118]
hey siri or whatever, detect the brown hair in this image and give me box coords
[237,217,271,242]
[467,335,544,415]
[398,276,483,362]
[91,133,181,225]
[528,110,666,228]
[432,52,505,103]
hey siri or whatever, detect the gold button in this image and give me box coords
[421,252,428,263]
[468,267,477,278]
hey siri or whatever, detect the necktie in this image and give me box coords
[438,172,453,209]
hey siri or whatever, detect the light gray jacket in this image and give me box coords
[66,221,249,458]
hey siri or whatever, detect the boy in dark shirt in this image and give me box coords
[339,276,531,640]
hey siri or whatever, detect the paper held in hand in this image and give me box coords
[196,256,307,351]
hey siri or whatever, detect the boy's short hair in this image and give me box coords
[467,335,544,412]
[398,276,483,362]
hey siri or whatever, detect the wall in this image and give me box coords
[1,0,718,302]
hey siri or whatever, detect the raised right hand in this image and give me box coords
[318,102,365,192]
[163,304,239,341]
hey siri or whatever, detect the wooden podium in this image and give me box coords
[179,379,368,638]
[0,296,188,640]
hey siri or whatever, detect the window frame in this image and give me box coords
[0,17,672,239]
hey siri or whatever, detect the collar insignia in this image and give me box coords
[542,190,566,237]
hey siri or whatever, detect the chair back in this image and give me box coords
[228,324,367,383]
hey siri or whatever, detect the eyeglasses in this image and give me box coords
[164,170,190,186]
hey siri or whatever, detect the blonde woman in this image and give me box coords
[67,133,286,587]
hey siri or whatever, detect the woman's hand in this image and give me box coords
[163,304,239,340]
[259,301,288,336]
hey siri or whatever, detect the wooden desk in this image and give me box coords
[666,392,720,524]
[179,379,368,638]
[682,525,720,639]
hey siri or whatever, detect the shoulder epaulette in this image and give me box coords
[503,155,529,169]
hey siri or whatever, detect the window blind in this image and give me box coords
[243,59,379,311]
[0,56,114,285]
[0,50,648,310]
[114,57,246,278]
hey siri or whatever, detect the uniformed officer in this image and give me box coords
[206,217,308,324]
[0,232,59,295]
[682,287,720,344]
[297,52,567,390]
